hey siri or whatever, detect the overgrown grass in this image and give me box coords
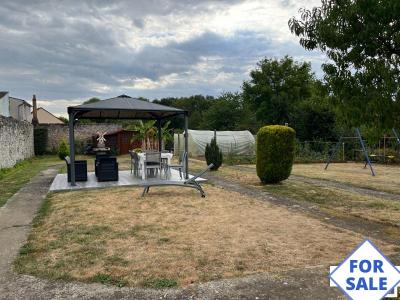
[0,156,61,207]
[91,273,128,287]
[0,159,30,180]
[142,278,177,289]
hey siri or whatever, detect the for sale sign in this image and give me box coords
[329,239,400,300]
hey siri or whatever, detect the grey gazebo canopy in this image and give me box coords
[67,94,189,185]
[67,94,185,120]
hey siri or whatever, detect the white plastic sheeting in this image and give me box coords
[174,130,255,157]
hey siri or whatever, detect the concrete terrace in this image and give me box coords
[50,169,206,192]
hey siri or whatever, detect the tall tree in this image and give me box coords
[200,92,248,131]
[242,56,315,128]
[153,95,214,130]
[58,116,68,124]
[289,0,400,134]
[79,97,101,124]
[295,81,338,141]
[83,97,101,105]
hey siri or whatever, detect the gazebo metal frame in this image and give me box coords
[67,95,189,186]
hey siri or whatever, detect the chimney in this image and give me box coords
[32,94,39,126]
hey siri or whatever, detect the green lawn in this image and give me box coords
[0,156,62,207]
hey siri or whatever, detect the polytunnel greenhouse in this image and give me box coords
[174,130,255,157]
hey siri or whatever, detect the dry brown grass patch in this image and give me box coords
[15,184,395,287]
[188,160,400,228]
[292,163,400,194]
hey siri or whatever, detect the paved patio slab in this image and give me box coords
[49,169,206,192]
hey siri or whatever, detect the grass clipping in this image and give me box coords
[14,185,390,288]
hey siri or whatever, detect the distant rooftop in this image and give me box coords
[9,97,32,107]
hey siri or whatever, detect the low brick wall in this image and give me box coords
[42,123,123,153]
[0,116,34,169]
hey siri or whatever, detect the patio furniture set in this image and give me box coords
[65,150,184,183]
[130,150,187,180]
[65,153,119,182]
[62,95,211,197]
[63,150,211,197]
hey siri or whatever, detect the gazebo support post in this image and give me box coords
[157,119,162,151]
[184,112,189,179]
[68,112,76,186]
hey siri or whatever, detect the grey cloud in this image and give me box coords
[133,18,145,29]
[0,0,323,106]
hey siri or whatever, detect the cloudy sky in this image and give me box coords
[1,0,324,117]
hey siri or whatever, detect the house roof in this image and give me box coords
[32,107,63,124]
[68,94,186,120]
[9,97,32,107]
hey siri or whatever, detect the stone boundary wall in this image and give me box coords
[0,115,34,169]
[42,123,123,153]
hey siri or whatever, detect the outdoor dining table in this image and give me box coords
[137,152,173,180]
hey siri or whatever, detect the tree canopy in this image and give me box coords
[289,0,400,133]
[241,56,336,140]
[153,95,214,130]
[200,92,248,131]
[154,56,337,141]
[77,55,339,142]
[243,56,314,128]
[82,97,100,105]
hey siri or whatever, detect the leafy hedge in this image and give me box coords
[256,125,295,183]
[205,137,223,170]
[34,127,48,155]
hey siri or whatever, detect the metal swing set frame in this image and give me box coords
[324,128,400,177]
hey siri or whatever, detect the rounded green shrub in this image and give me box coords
[256,125,296,183]
[205,137,223,170]
[58,140,69,160]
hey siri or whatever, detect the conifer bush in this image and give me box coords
[256,125,295,183]
[58,140,69,160]
[205,137,223,170]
